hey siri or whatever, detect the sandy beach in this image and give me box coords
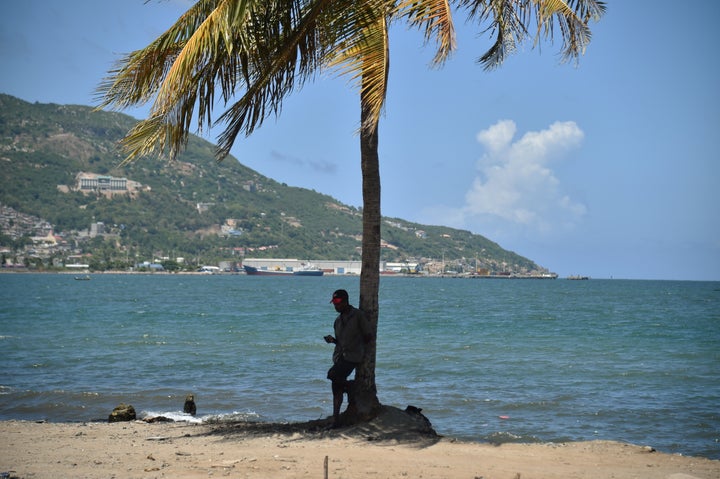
[2,406,718,479]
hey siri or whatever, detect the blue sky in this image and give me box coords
[2,1,719,281]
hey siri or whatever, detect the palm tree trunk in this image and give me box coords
[345,88,382,422]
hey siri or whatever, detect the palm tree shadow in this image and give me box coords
[198,405,441,449]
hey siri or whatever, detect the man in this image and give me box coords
[324,289,373,427]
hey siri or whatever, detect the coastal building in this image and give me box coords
[196,202,215,214]
[73,173,146,196]
[77,173,128,192]
[89,222,105,238]
[242,258,364,275]
[384,262,420,273]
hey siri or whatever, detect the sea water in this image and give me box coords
[0,273,718,459]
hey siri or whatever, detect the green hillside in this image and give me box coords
[0,94,545,274]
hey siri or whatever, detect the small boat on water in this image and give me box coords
[243,264,323,276]
[567,275,590,280]
[74,275,91,281]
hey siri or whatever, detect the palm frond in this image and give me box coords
[358,14,391,134]
[534,0,607,61]
[397,0,457,67]
[215,0,334,159]
[323,0,390,135]
[457,0,605,70]
[96,0,221,110]
[95,0,253,160]
[97,0,604,163]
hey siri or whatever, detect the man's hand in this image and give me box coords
[324,335,336,344]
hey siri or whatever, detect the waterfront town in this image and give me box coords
[0,203,559,278]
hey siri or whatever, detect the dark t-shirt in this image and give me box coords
[333,305,371,364]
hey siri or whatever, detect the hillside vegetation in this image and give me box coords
[0,94,545,274]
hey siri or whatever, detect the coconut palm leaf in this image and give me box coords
[398,0,457,66]
[457,0,605,69]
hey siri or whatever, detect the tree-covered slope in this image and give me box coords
[0,94,543,273]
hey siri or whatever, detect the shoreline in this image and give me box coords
[2,418,719,479]
[3,269,719,281]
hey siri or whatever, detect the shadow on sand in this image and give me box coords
[199,405,441,449]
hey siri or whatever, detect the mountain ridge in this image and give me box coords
[0,94,548,274]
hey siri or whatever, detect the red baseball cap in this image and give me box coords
[330,289,348,304]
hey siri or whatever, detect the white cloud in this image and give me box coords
[461,120,587,234]
[476,119,516,154]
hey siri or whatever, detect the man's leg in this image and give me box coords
[331,380,345,425]
[327,359,357,426]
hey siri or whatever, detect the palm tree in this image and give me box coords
[98,0,605,423]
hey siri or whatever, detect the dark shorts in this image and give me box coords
[327,358,358,382]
